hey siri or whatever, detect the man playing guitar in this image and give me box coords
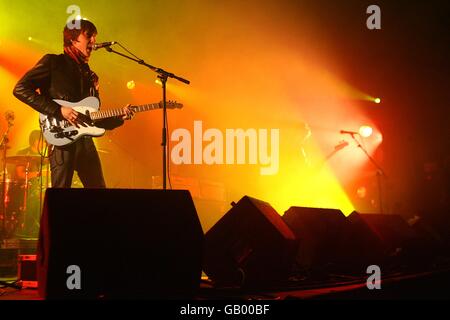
[13,19,134,188]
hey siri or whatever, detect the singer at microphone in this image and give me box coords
[13,19,134,191]
[93,41,116,50]
[340,130,359,135]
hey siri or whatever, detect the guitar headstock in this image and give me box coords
[162,101,183,109]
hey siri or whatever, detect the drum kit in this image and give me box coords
[0,111,50,240]
[1,155,50,239]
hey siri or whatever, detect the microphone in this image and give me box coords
[340,130,359,135]
[92,41,116,50]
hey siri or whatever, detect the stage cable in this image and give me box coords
[166,112,172,190]
[37,131,50,218]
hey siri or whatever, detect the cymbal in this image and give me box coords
[5,155,49,165]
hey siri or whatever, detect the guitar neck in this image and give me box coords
[90,103,161,120]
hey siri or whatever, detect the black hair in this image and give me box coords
[63,19,97,47]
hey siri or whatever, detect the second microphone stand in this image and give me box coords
[103,44,190,189]
[349,133,388,213]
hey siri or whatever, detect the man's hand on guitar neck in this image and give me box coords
[122,104,134,120]
[122,104,135,120]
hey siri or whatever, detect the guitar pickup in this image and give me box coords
[54,130,78,139]
[50,126,64,133]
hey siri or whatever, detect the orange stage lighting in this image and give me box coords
[359,125,373,138]
[127,80,136,90]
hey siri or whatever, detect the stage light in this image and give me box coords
[356,186,367,198]
[359,125,373,138]
[126,80,135,89]
[374,98,381,104]
[155,79,162,86]
[28,36,33,41]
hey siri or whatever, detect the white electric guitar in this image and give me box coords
[39,96,182,146]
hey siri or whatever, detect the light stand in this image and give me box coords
[102,44,190,189]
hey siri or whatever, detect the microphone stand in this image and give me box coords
[103,45,190,190]
[349,133,388,214]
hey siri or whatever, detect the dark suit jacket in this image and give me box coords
[13,53,123,130]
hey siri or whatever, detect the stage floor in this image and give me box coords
[1,268,450,300]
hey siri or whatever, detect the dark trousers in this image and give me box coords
[49,137,106,188]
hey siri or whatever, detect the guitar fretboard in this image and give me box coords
[90,103,161,120]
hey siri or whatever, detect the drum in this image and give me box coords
[1,177,46,238]
[17,177,47,238]
[0,179,27,238]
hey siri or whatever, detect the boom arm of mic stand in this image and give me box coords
[104,47,190,84]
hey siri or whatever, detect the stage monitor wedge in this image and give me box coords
[203,196,298,288]
[347,212,420,263]
[282,206,353,271]
[38,188,204,299]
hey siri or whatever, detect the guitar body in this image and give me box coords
[39,97,106,146]
[39,96,182,146]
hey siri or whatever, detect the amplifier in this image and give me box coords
[18,254,37,288]
[0,248,18,280]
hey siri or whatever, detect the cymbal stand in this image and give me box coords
[0,111,14,241]
[22,162,29,213]
[39,144,50,218]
